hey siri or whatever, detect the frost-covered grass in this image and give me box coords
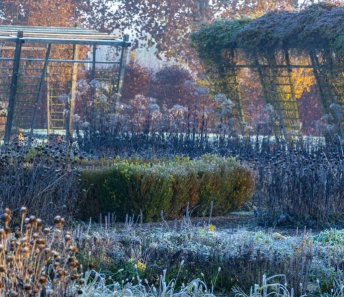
[3,207,344,296]
[73,215,344,297]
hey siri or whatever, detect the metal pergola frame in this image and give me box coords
[214,47,344,138]
[0,25,131,143]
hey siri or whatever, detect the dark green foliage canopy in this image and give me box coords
[191,2,344,62]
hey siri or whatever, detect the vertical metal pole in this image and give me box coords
[46,65,50,136]
[29,43,51,145]
[117,34,129,100]
[91,44,96,100]
[4,31,23,143]
[92,45,96,83]
[69,44,79,138]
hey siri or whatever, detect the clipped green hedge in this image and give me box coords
[80,155,254,222]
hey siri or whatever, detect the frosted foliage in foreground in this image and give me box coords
[233,274,306,297]
[77,270,217,297]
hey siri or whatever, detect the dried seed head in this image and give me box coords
[20,236,27,244]
[6,255,14,263]
[54,216,61,225]
[37,244,45,250]
[29,216,36,224]
[39,275,48,285]
[23,283,32,291]
[20,207,27,215]
[36,238,46,245]
[68,245,78,252]
[36,219,42,227]
[9,242,15,252]
[71,273,81,281]
[57,269,65,277]
[33,233,39,240]
[15,231,22,239]
[64,234,72,242]
[24,218,30,224]
[9,291,18,297]
[44,248,50,255]
[4,208,12,216]
[1,213,10,223]
[0,265,5,273]
[22,247,30,258]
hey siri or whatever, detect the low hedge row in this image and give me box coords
[80,155,254,222]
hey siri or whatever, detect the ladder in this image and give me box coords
[256,50,300,138]
[46,63,73,132]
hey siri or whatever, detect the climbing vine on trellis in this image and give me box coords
[191,2,344,138]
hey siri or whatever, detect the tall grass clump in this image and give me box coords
[81,155,254,221]
[0,142,82,222]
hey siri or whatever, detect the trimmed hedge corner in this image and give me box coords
[80,155,254,222]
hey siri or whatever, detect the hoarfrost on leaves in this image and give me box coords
[330,103,338,110]
[195,86,209,95]
[76,79,90,95]
[97,94,108,103]
[89,79,101,89]
[183,80,194,87]
[148,97,157,103]
[169,104,188,118]
[0,105,7,116]
[214,93,228,103]
[263,103,275,114]
[58,94,69,104]
[138,105,146,112]
[215,93,235,116]
[109,113,116,125]
[81,121,90,128]
[117,104,132,112]
[149,103,160,111]
[151,110,162,120]
[73,114,81,123]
